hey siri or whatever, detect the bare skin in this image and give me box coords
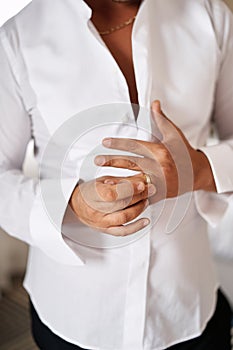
[70,0,217,236]
[85,0,140,104]
[95,101,217,206]
[70,175,156,236]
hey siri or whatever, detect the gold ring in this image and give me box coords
[143,173,152,185]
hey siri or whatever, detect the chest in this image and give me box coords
[19,0,219,146]
[91,12,139,105]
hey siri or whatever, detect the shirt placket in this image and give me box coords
[83,2,152,348]
[121,3,152,349]
[121,232,151,350]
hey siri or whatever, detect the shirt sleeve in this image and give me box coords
[195,0,233,226]
[0,27,84,266]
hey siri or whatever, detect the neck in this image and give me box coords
[84,0,141,12]
[85,0,141,37]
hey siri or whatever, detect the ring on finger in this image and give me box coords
[143,173,152,185]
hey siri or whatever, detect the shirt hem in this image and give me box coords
[24,281,220,350]
[144,283,220,350]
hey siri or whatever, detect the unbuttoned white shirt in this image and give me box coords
[0,0,233,349]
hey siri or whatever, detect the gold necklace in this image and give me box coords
[98,15,136,36]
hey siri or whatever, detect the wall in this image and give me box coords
[225,0,233,10]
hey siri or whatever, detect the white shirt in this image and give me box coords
[0,0,233,349]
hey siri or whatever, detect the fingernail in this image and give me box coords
[103,138,112,147]
[143,218,150,227]
[95,156,106,166]
[148,184,157,196]
[137,182,145,191]
[144,199,149,208]
[152,100,161,113]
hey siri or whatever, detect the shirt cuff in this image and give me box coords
[199,143,233,193]
[194,190,230,227]
[29,178,84,266]
[195,143,233,227]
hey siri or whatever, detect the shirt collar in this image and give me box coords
[77,0,92,21]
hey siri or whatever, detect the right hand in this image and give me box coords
[70,175,156,236]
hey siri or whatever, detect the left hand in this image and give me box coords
[95,101,216,203]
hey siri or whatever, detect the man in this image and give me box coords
[0,0,232,349]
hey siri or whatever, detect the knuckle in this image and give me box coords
[101,216,112,228]
[95,182,103,197]
[164,148,171,159]
[128,141,138,153]
[119,212,128,223]
[162,156,174,171]
[105,158,113,166]
[136,192,145,202]
[107,188,117,201]
[102,187,116,202]
[119,198,130,209]
[108,212,128,226]
[103,214,119,227]
[127,159,138,169]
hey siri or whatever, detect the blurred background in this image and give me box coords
[0,0,233,349]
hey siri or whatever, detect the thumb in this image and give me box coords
[151,100,168,141]
[151,100,175,142]
[151,100,162,115]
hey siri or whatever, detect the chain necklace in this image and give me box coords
[98,15,136,36]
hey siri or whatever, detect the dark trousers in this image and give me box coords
[30,290,232,350]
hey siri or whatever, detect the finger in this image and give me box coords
[152,100,179,127]
[150,100,163,141]
[95,177,146,202]
[151,100,179,141]
[98,183,156,213]
[95,156,159,188]
[102,199,149,228]
[102,138,155,158]
[104,173,158,192]
[102,217,150,237]
[95,155,143,171]
[151,100,169,138]
[103,174,147,185]
[103,179,115,185]
[130,183,156,201]
[121,184,156,209]
[151,100,162,114]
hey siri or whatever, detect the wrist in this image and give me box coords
[192,150,217,192]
